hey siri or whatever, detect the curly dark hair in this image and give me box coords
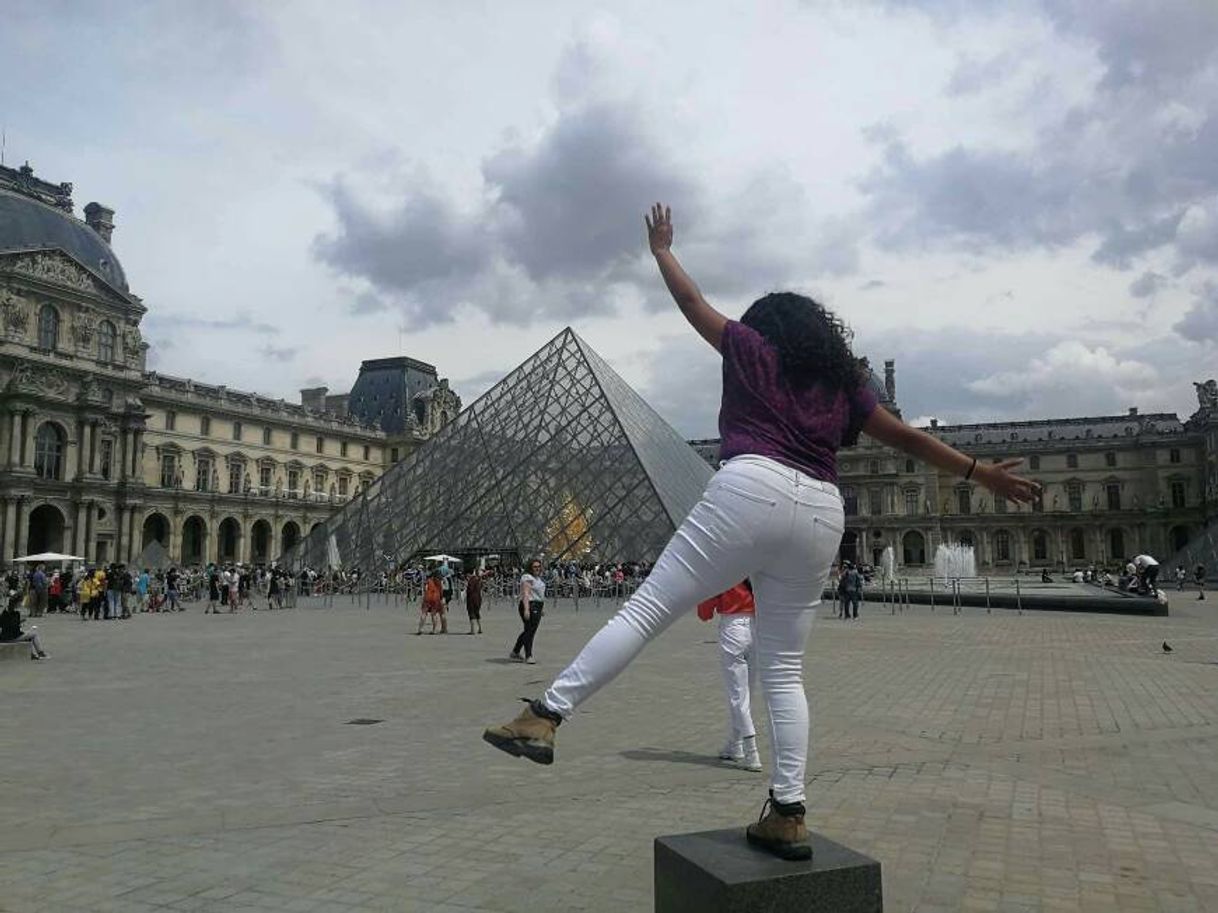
[740,292,860,391]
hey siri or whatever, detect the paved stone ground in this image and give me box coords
[1,590,1217,912]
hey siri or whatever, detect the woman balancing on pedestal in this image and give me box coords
[483,204,1041,861]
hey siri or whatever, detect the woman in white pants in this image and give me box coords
[484,204,1041,860]
[698,582,762,772]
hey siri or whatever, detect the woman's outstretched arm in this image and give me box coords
[862,405,1042,503]
[646,203,727,351]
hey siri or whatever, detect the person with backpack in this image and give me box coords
[838,563,862,620]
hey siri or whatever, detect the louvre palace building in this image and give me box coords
[3,160,1215,574]
[0,162,459,567]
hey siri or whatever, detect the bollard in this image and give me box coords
[1015,577,1023,615]
[929,576,935,610]
[985,577,991,614]
[890,580,895,615]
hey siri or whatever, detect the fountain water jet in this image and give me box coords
[933,542,976,579]
[879,545,896,581]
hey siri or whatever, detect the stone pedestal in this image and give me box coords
[655,828,882,913]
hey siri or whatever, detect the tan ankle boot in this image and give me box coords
[746,792,812,861]
[483,700,560,765]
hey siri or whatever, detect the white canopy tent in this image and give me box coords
[14,552,85,563]
[422,554,462,564]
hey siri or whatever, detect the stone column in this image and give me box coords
[19,410,32,468]
[126,508,139,563]
[119,430,131,482]
[114,506,127,564]
[239,517,252,564]
[169,515,182,565]
[131,430,143,479]
[87,421,98,475]
[2,498,13,560]
[77,422,91,478]
[206,517,219,565]
[14,498,29,558]
[270,523,281,565]
[73,502,87,558]
[83,501,96,563]
[8,410,21,468]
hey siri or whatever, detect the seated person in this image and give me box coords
[1040,569,1053,583]
[0,600,49,660]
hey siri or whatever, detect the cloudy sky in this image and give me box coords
[3,0,1216,435]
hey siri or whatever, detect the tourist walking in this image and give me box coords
[698,582,762,772]
[268,570,282,610]
[466,570,484,635]
[839,563,862,620]
[165,566,182,612]
[416,570,444,634]
[29,564,48,618]
[509,559,546,664]
[1196,563,1206,600]
[484,204,1040,861]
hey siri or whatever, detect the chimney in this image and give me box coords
[300,386,329,412]
[84,202,115,243]
[884,359,896,402]
[1128,406,1138,416]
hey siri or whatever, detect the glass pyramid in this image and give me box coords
[286,328,714,571]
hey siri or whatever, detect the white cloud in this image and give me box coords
[967,341,1159,415]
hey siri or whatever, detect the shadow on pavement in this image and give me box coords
[620,747,731,768]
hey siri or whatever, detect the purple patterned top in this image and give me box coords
[717,320,878,483]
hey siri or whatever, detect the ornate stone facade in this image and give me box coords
[0,164,457,566]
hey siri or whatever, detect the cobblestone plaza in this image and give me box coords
[2,595,1217,913]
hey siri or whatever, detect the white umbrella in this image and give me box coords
[423,554,462,564]
[14,552,85,563]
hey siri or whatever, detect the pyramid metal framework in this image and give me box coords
[285,328,714,570]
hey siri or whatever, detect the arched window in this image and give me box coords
[37,305,59,350]
[33,423,65,480]
[97,320,116,362]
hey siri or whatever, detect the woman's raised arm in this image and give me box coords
[646,203,727,351]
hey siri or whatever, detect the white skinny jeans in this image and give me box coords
[718,614,756,743]
[543,454,844,803]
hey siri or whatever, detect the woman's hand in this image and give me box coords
[645,202,673,255]
[973,459,1042,504]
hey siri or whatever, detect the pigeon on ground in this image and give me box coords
[1162,641,1173,653]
